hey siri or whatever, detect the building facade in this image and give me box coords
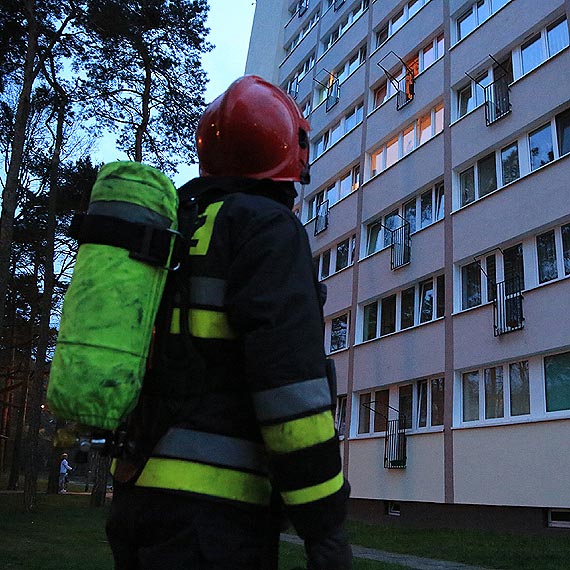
[246,0,570,532]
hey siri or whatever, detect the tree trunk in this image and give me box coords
[90,452,110,508]
[0,2,39,346]
[22,91,64,512]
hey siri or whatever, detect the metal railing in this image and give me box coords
[362,400,407,469]
[326,79,340,111]
[314,200,329,236]
[494,275,524,336]
[396,71,415,110]
[390,221,411,270]
[384,418,407,469]
[298,0,309,17]
[484,75,511,125]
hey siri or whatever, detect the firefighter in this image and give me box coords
[105,75,352,570]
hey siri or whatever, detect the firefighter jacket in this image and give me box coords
[119,176,349,540]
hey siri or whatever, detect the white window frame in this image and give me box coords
[366,104,444,179]
[512,17,569,80]
[312,103,364,160]
[328,312,350,353]
[459,359,532,425]
[321,0,369,55]
[359,274,444,342]
[454,0,513,44]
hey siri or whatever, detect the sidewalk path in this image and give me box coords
[281,534,496,570]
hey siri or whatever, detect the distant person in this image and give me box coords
[59,453,72,494]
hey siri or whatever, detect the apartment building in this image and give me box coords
[245,0,570,532]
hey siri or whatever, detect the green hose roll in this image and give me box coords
[47,161,178,431]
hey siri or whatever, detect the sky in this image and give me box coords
[95,0,257,186]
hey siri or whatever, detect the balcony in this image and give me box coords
[314,200,329,235]
[334,0,345,10]
[484,75,511,126]
[326,77,340,111]
[494,275,524,336]
[362,399,407,469]
[390,219,411,270]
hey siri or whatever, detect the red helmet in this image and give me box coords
[196,75,310,184]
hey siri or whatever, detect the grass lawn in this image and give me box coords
[0,493,402,570]
[345,519,570,570]
[2,492,569,570]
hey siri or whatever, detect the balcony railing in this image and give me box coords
[390,220,411,270]
[396,71,415,110]
[362,399,407,469]
[326,78,340,111]
[334,0,345,10]
[314,200,329,236]
[298,0,309,17]
[484,75,511,126]
[378,51,415,111]
[384,418,407,469]
[494,275,524,336]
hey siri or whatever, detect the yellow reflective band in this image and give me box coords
[281,472,344,506]
[261,410,336,454]
[190,201,224,256]
[110,459,117,476]
[170,308,237,340]
[136,457,272,506]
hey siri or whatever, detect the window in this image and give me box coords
[459,152,497,206]
[509,361,530,416]
[460,246,523,312]
[529,123,554,171]
[375,24,388,47]
[556,108,570,156]
[461,360,530,422]
[516,18,569,79]
[455,0,513,43]
[385,0,431,38]
[373,389,389,432]
[330,313,349,352]
[419,279,434,323]
[285,10,319,56]
[361,275,444,341]
[547,18,569,57]
[335,395,347,434]
[459,166,475,206]
[365,183,444,256]
[400,287,415,329]
[321,0,369,53]
[367,105,444,179]
[544,351,570,412]
[457,72,490,119]
[315,234,356,280]
[358,392,371,433]
[363,301,378,341]
[312,103,364,159]
[536,229,558,283]
[307,165,359,219]
[548,510,570,529]
[334,45,367,86]
[335,235,356,271]
[357,389,389,435]
[477,153,497,197]
[501,142,520,185]
[461,261,482,309]
[373,83,387,109]
[399,385,413,429]
[380,295,396,336]
[417,378,445,428]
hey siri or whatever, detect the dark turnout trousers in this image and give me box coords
[106,484,282,570]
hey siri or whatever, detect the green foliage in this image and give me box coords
[75,0,211,175]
